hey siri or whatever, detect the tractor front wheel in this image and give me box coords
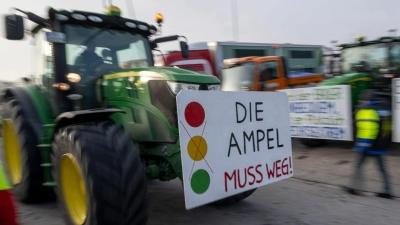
[52,121,148,225]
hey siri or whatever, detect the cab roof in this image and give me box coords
[339,36,400,49]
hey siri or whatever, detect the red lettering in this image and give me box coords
[248,166,256,185]
[266,162,275,179]
[282,158,289,175]
[237,168,247,188]
[255,164,263,183]
[224,170,237,192]
[275,160,281,178]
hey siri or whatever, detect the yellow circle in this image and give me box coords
[60,153,87,225]
[187,136,208,161]
[3,119,23,185]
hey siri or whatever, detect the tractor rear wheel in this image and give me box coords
[209,189,256,206]
[52,121,148,225]
[1,99,54,203]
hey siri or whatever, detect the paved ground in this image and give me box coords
[293,139,400,197]
[6,139,400,224]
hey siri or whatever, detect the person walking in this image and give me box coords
[0,160,19,225]
[347,90,393,199]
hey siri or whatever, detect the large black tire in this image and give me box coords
[52,121,148,225]
[299,138,327,148]
[1,99,54,203]
[209,189,256,206]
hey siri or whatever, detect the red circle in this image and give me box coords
[184,102,205,127]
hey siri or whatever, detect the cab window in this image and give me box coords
[259,61,278,80]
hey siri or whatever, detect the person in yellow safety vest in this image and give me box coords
[0,160,19,225]
[347,90,393,199]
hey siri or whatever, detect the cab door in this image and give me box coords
[258,59,285,91]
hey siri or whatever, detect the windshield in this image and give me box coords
[221,63,255,91]
[63,24,153,74]
[341,43,388,74]
[389,42,400,73]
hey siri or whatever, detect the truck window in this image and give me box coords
[290,50,314,59]
[259,61,278,80]
[235,49,266,58]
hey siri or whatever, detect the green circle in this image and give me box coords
[190,169,210,194]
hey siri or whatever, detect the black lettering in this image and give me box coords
[236,102,247,123]
[249,102,252,122]
[267,128,274,149]
[228,133,241,157]
[255,102,263,121]
[243,131,255,153]
[256,129,265,151]
[277,128,284,148]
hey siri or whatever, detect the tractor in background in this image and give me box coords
[300,36,400,147]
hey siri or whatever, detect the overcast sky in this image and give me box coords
[1,0,400,82]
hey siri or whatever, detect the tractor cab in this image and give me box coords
[318,36,400,107]
[5,6,189,112]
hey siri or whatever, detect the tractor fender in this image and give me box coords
[3,86,50,138]
[54,108,126,133]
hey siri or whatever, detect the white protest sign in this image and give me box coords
[392,78,400,142]
[278,85,353,141]
[177,91,293,210]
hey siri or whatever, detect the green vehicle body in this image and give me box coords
[2,7,220,186]
[318,73,372,108]
[317,36,400,109]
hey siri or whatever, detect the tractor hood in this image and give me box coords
[317,73,370,86]
[103,66,220,84]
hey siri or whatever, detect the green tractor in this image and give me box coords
[300,35,400,147]
[0,5,249,225]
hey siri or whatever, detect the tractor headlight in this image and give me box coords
[208,84,220,91]
[167,81,200,95]
[66,73,81,83]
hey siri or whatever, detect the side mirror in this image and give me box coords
[4,14,24,40]
[180,41,189,59]
[153,35,179,44]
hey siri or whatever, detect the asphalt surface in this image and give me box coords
[4,139,400,225]
[15,178,400,225]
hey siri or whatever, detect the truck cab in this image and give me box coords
[221,56,325,91]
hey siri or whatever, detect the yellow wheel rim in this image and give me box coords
[60,153,87,225]
[3,119,23,185]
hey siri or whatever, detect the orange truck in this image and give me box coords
[221,56,325,91]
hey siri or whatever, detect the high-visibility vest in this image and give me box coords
[355,109,380,140]
[0,161,11,191]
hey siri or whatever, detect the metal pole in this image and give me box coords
[126,0,137,19]
[231,0,239,41]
